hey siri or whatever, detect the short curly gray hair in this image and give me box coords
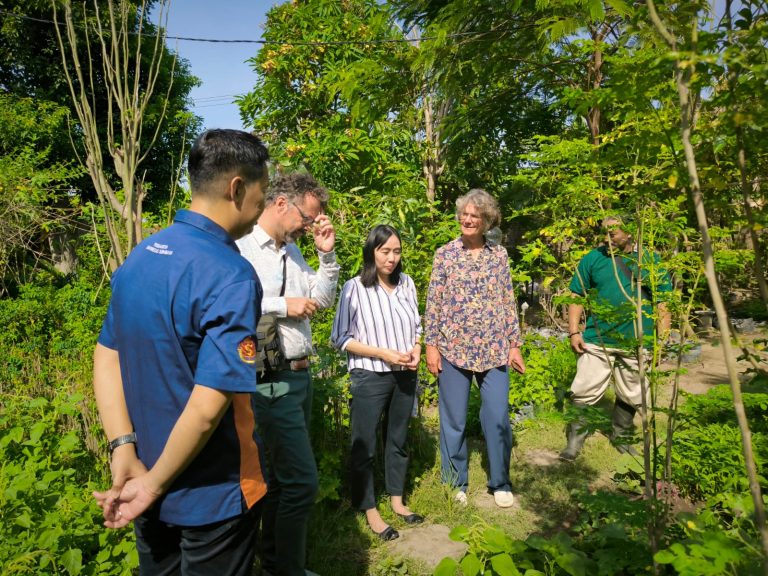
[456,188,501,234]
[265,172,329,209]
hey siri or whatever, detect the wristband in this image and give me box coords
[108,432,137,453]
[568,331,581,337]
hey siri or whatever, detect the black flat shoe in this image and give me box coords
[395,512,424,524]
[371,525,399,541]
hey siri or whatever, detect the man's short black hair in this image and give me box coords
[602,214,631,231]
[188,129,269,195]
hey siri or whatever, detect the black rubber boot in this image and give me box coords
[559,403,590,461]
[611,399,639,456]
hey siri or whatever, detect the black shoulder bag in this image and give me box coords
[255,254,287,375]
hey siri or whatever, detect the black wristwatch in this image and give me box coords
[108,432,137,453]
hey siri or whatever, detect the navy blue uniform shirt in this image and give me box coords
[98,209,267,526]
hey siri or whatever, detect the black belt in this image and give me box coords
[259,357,309,382]
[277,357,309,371]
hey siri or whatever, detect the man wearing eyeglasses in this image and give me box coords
[236,171,339,576]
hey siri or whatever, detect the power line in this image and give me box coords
[193,95,237,102]
[0,8,529,46]
[195,102,238,109]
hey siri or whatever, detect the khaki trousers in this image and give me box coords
[570,342,649,407]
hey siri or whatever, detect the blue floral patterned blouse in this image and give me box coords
[424,237,522,372]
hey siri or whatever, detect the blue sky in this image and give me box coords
[159,0,280,130]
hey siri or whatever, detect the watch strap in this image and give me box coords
[108,432,137,453]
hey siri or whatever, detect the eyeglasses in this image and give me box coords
[292,203,316,225]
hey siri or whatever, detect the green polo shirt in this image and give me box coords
[569,246,672,349]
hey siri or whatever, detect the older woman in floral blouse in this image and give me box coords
[425,188,525,508]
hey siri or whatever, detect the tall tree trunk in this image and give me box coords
[737,146,768,310]
[648,2,768,568]
[422,91,439,203]
[585,23,609,146]
[724,0,768,311]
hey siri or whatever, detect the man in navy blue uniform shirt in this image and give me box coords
[92,129,270,575]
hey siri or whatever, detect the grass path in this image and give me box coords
[305,410,631,575]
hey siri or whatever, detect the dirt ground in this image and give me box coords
[659,329,765,395]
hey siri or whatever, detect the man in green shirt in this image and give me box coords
[560,216,672,461]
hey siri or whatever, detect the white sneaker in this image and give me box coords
[454,490,468,506]
[494,490,515,508]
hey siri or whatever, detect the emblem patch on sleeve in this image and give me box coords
[238,336,258,364]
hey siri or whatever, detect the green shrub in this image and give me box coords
[668,422,768,502]
[508,335,576,411]
[656,501,764,576]
[666,384,768,501]
[0,394,137,575]
[434,496,652,576]
[678,384,768,435]
[0,273,107,397]
[435,491,765,575]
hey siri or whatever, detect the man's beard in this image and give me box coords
[284,229,306,244]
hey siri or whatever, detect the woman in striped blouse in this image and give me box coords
[331,224,423,541]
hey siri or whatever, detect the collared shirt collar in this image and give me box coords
[174,209,237,250]
[251,224,286,254]
[457,236,492,251]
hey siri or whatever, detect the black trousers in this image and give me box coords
[133,501,261,576]
[349,368,417,510]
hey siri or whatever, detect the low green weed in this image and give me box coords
[667,422,767,501]
[373,555,411,575]
[678,384,768,435]
[0,393,137,575]
[509,335,576,411]
[433,488,766,576]
[655,503,764,576]
[669,384,768,501]
[434,521,602,576]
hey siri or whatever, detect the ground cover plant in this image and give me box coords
[0,394,138,576]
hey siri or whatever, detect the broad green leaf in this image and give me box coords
[483,526,511,553]
[460,553,483,576]
[434,557,459,576]
[554,551,593,576]
[15,511,32,528]
[61,548,83,575]
[38,527,63,550]
[28,421,47,444]
[449,525,469,540]
[490,553,521,575]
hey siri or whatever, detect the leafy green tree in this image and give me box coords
[646,0,768,565]
[719,0,768,309]
[238,0,420,195]
[1,0,201,267]
[0,93,81,295]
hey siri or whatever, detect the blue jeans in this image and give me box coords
[254,369,318,576]
[438,357,512,493]
[349,368,417,510]
[134,502,261,576]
